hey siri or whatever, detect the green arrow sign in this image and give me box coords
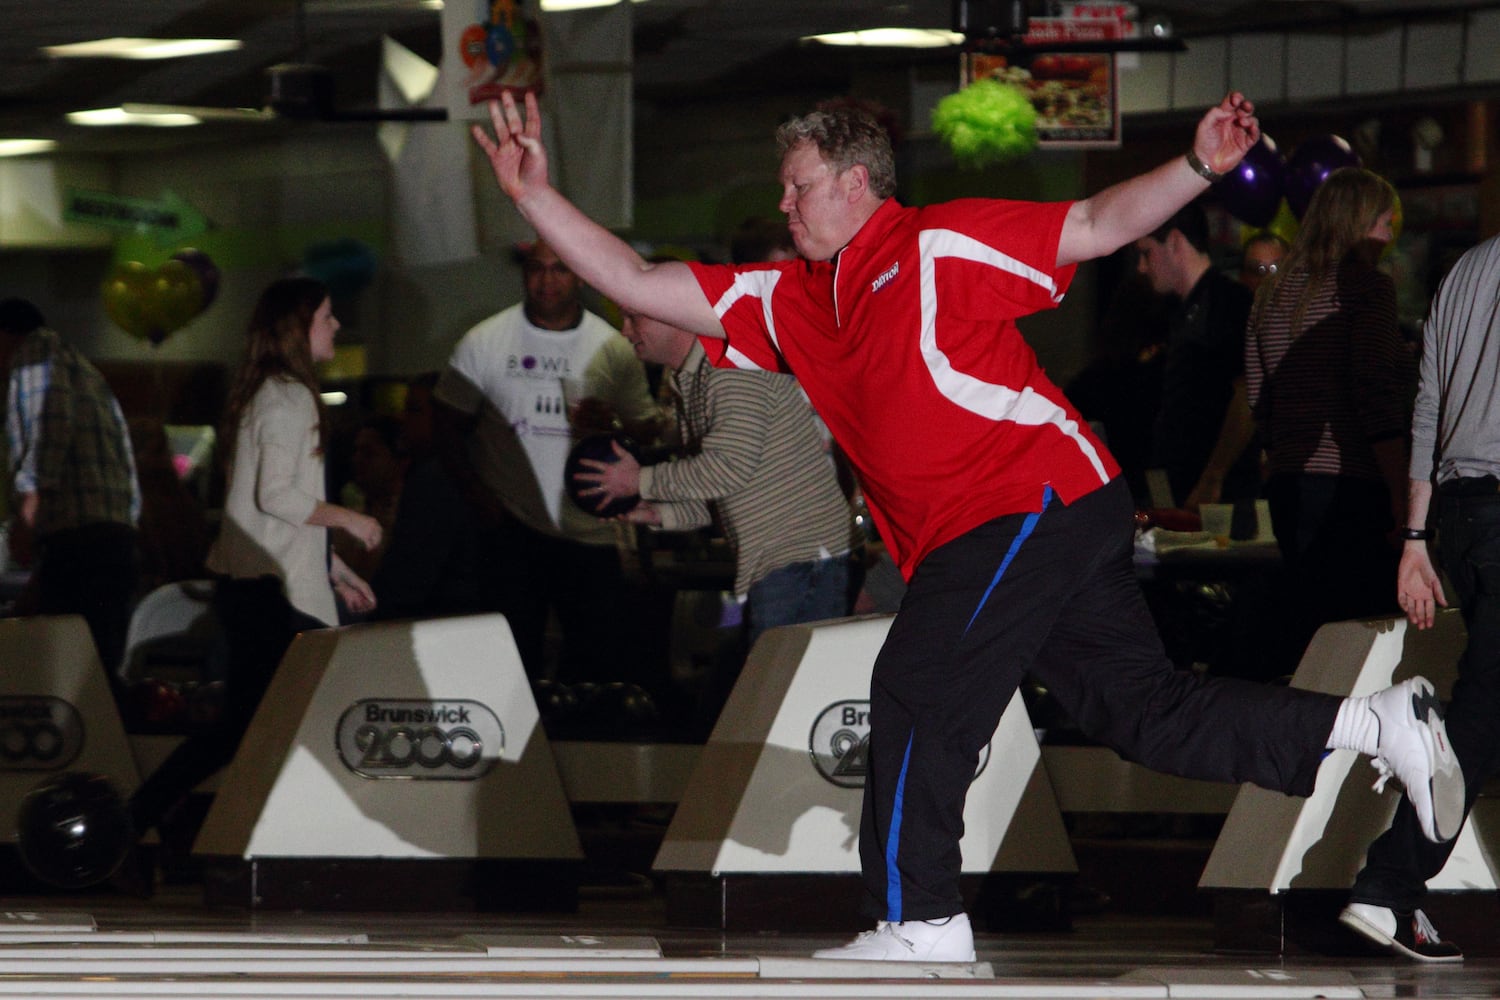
[64,189,208,245]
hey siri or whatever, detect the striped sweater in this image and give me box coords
[640,340,851,596]
[1245,257,1414,481]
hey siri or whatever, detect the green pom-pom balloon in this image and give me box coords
[932,80,1038,169]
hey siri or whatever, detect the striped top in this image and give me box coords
[1245,257,1414,480]
[640,340,851,597]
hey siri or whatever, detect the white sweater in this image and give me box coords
[206,377,335,625]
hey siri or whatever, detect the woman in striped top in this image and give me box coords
[1245,166,1414,670]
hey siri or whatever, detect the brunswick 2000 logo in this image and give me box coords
[0,696,84,771]
[809,700,990,788]
[336,699,502,780]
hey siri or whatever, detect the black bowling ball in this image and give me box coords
[580,681,661,741]
[613,683,659,725]
[15,772,133,889]
[564,433,641,518]
[531,679,579,724]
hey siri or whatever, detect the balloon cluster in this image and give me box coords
[1217,133,1363,231]
[1218,133,1406,252]
[102,248,220,347]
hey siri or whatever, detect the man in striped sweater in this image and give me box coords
[573,308,853,647]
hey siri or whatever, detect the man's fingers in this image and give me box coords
[501,90,526,135]
[471,123,497,156]
[524,91,542,137]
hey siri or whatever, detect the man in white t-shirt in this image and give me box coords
[435,240,659,681]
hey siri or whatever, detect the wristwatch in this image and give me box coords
[1400,527,1432,541]
[1185,149,1225,183]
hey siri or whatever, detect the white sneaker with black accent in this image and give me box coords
[1340,902,1463,962]
[811,913,975,962]
[1368,676,1465,843]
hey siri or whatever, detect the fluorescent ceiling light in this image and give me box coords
[321,391,350,406]
[67,107,202,127]
[807,28,964,48]
[534,0,650,9]
[44,37,243,60]
[0,139,57,157]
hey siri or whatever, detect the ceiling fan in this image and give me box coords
[953,0,1187,56]
[122,0,446,125]
[127,63,446,124]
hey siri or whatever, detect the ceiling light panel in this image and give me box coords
[44,38,243,60]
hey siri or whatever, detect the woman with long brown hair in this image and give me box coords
[209,276,379,621]
[128,277,380,860]
[1245,166,1412,672]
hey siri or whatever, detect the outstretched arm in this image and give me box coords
[1058,93,1259,267]
[473,92,724,338]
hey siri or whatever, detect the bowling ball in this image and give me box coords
[564,433,641,518]
[580,681,661,741]
[530,679,579,730]
[613,682,659,725]
[15,772,134,889]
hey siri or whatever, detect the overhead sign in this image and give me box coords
[63,189,208,244]
[963,1,1129,149]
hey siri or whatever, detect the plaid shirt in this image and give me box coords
[7,327,139,535]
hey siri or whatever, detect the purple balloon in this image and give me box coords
[170,248,220,311]
[1218,135,1285,227]
[1285,134,1361,219]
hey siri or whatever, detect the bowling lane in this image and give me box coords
[0,887,1496,1000]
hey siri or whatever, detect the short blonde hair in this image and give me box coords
[776,109,897,199]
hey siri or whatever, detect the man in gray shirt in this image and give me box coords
[1339,234,1500,963]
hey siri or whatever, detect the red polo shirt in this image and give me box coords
[691,197,1118,580]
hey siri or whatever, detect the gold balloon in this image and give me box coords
[144,259,205,342]
[102,258,206,346]
[101,261,155,341]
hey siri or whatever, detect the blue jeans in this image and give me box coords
[745,555,850,646]
[1352,484,1500,910]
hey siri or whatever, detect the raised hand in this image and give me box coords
[1193,92,1259,175]
[471,90,549,202]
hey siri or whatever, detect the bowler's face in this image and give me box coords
[778,143,851,262]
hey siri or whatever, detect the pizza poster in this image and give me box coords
[964,16,1122,148]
